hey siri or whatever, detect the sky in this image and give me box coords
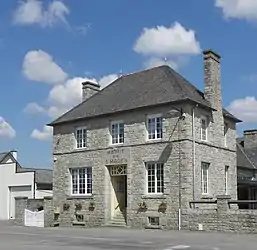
[0,0,257,169]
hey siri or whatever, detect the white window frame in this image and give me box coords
[224,123,228,147]
[147,114,163,141]
[225,166,229,195]
[75,126,87,149]
[201,162,209,195]
[70,167,92,196]
[110,121,124,145]
[146,162,164,194]
[200,116,208,141]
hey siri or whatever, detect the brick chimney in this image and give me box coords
[203,49,222,111]
[244,130,257,149]
[82,81,100,102]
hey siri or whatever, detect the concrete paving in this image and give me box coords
[0,223,257,249]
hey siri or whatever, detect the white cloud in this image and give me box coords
[23,50,68,84]
[24,102,46,114]
[99,74,118,89]
[13,0,70,27]
[215,0,257,21]
[22,49,118,125]
[134,22,201,57]
[0,117,16,139]
[227,96,257,123]
[31,125,52,141]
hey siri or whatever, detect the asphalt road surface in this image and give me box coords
[1,222,257,249]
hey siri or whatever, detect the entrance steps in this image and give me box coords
[105,210,127,227]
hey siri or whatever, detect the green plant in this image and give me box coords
[75,203,82,211]
[63,203,70,211]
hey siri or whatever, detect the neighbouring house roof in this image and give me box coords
[0,152,9,162]
[237,138,256,169]
[17,167,53,185]
[48,65,241,126]
[0,151,53,185]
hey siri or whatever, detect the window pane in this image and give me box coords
[87,168,92,194]
[76,128,87,148]
[147,163,155,193]
[71,169,78,194]
[147,163,164,194]
[71,167,92,195]
[156,117,163,139]
[156,163,164,193]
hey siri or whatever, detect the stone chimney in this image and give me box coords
[203,49,222,111]
[10,150,17,160]
[244,130,257,149]
[82,81,100,102]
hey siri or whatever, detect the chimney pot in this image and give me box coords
[244,129,257,149]
[82,81,100,102]
[10,150,17,160]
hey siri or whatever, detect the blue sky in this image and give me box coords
[0,0,257,169]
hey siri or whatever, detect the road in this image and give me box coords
[1,222,257,249]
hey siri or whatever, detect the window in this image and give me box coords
[70,168,92,195]
[111,122,124,144]
[201,162,209,194]
[147,115,163,140]
[224,123,228,147]
[146,163,164,194]
[225,166,229,194]
[148,217,160,226]
[200,116,208,141]
[75,127,87,148]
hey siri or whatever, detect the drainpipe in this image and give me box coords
[192,104,198,203]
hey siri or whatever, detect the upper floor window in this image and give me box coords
[147,115,163,140]
[224,122,228,147]
[70,167,92,195]
[111,122,124,144]
[201,162,209,195]
[146,162,164,194]
[75,127,87,149]
[200,116,208,141]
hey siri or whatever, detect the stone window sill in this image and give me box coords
[72,221,85,226]
[142,194,167,199]
[67,195,94,200]
[145,225,162,229]
[201,195,213,199]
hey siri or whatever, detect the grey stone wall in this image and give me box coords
[14,197,54,227]
[182,196,257,234]
[52,98,238,229]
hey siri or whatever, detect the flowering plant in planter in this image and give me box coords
[138,201,147,211]
[75,202,82,211]
[63,203,70,211]
[88,201,95,211]
[158,201,167,211]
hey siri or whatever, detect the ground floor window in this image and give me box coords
[146,162,164,194]
[70,167,92,195]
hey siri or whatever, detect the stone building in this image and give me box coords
[48,50,241,229]
[237,130,257,209]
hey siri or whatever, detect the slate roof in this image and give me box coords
[237,138,257,169]
[48,65,241,126]
[0,151,52,184]
[0,152,8,162]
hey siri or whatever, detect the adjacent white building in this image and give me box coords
[0,151,52,220]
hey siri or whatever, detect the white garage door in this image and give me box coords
[9,186,32,219]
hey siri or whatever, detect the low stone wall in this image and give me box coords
[15,196,54,227]
[182,195,257,234]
